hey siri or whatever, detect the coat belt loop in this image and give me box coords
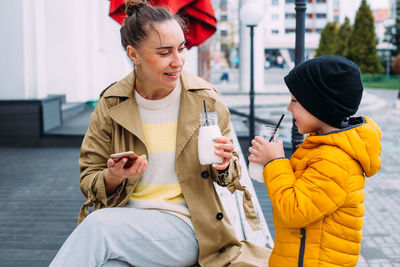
[227,179,261,231]
[242,186,262,231]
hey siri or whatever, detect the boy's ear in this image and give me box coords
[126,45,139,63]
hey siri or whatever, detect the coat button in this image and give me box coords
[201,171,209,179]
[218,247,226,253]
[216,212,223,220]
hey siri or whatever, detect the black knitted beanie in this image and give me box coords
[284,55,363,128]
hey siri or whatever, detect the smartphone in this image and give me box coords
[110,151,138,169]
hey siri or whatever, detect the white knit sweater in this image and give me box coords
[129,82,192,228]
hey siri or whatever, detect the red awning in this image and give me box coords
[109,0,217,49]
[109,0,127,25]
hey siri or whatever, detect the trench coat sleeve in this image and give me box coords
[207,92,260,230]
[78,96,126,223]
[264,151,349,228]
[209,94,241,187]
[211,151,241,187]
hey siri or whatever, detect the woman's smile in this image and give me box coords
[164,71,180,79]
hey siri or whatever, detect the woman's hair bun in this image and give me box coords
[125,0,149,17]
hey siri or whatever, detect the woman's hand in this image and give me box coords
[212,136,234,171]
[248,136,285,165]
[104,155,147,195]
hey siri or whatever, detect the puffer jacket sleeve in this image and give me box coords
[79,96,115,213]
[263,151,349,228]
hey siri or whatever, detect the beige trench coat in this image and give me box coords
[78,71,270,266]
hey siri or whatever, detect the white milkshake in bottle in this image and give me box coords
[248,124,278,182]
[198,112,223,165]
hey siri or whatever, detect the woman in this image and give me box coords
[50,1,269,266]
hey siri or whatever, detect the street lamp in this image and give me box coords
[291,0,306,152]
[384,43,391,80]
[240,1,264,142]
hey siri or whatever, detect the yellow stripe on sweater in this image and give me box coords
[142,122,177,153]
[130,183,185,202]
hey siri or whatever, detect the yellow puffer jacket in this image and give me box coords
[264,117,381,267]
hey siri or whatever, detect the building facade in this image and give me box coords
[263,0,361,67]
[211,0,240,69]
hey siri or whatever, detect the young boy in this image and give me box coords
[248,55,382,267]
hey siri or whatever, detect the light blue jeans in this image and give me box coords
[50,207,199,267]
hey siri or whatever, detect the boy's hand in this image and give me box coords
[248,136,285,165]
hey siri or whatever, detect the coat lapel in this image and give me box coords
[176,88,216,160]
[108,97,146,145]
[105,73,146,146]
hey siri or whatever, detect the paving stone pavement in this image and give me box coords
[0,148,85,266]
[356,91,400,267]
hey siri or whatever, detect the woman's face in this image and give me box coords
[130,19,186,93]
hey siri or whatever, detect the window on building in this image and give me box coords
[285,0,294,3]
[308,0,326,3]
[334,0,339,8]
[285,28,295,33]
[334,15,339,22]
[221,44,228,52]
[272,0,279,5]
[220,15,228,22]
[285,13,296,19]
[220,30,228,37]
[272,14,279,20]
[271,29,279,34]
[308,13,327,19]
[220,0,227,11]
[316,28,323,33]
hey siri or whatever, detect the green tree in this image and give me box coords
[336,17,352,57]
[385,0,400,56]
[315,21,338,57]
[385,0,400,101]
[346,0,384,73]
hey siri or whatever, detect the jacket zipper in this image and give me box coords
[298,228,306,267]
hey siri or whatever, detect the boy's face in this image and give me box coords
[286,94,324,135]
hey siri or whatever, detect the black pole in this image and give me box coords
[386,49,390,80]
[249,25,255,143]
[291,0,306,152]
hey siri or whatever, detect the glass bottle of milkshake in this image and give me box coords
[198,112,223,165]
[248,124,279,182]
